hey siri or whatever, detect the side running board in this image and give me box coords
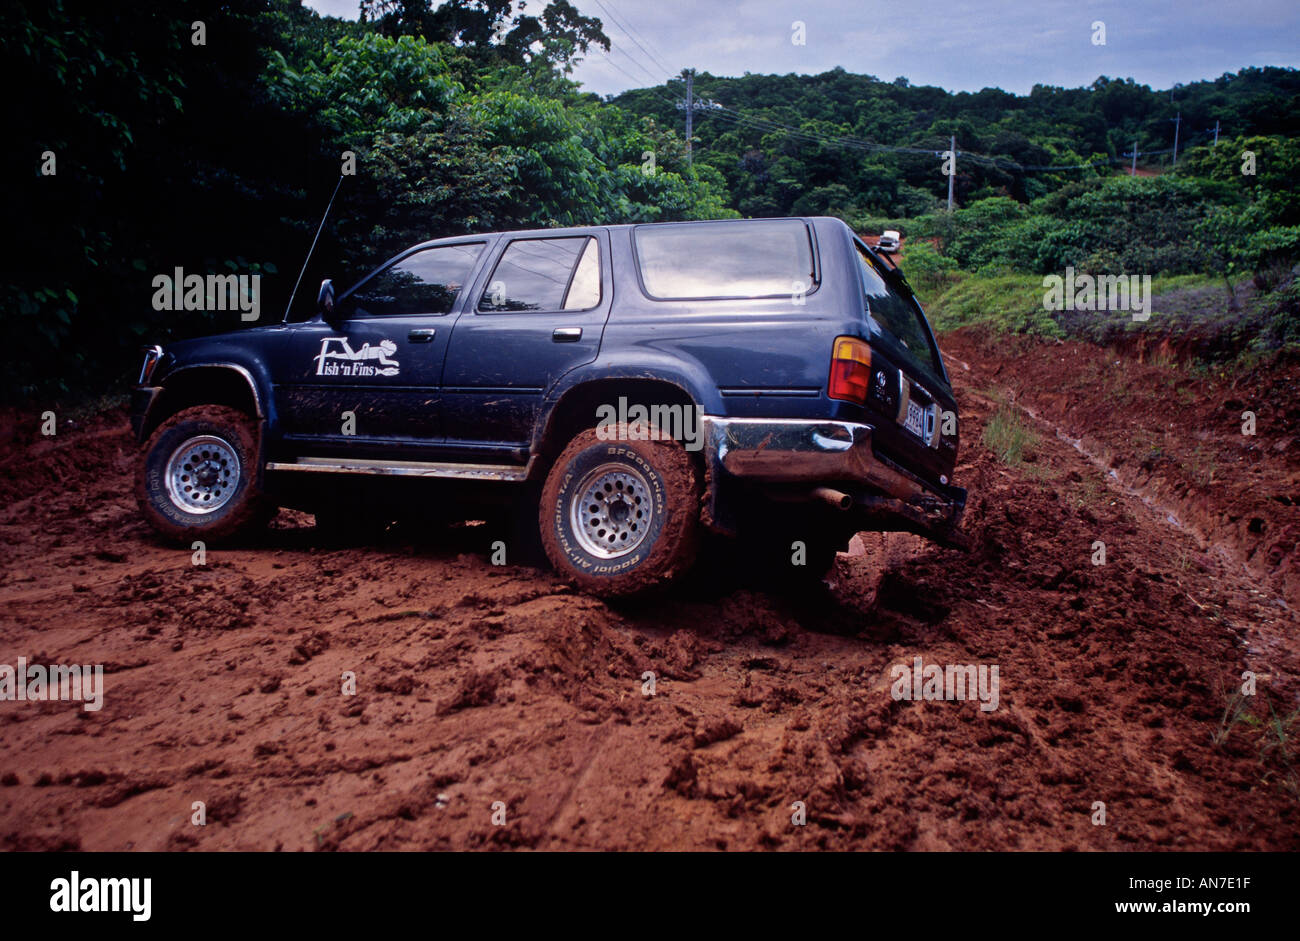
[266,457,530,482]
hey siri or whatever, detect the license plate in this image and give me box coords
[905,399,927,438]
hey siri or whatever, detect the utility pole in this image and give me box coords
[1170,111,1182,168]
[1213,119,1220,148]
[682,69,693,165]
[674,69,719,167]
[1127,139,1139,175]
[947,135,955,211]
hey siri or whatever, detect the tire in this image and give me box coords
[539,424,701,596]
[136,405,274,543]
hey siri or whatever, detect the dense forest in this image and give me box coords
[4,0,1298,400]
[615,66,1300,213]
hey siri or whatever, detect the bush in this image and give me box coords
[907,176,1245,277]
[1244,225,1300,290]
[851,215,912,238]
[898,241,959,297]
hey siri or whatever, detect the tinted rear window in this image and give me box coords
[853,239,942,381]
[634,220,817,300]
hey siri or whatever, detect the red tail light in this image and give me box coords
[828,336,871,404]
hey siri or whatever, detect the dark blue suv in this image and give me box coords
[132,217,965,594]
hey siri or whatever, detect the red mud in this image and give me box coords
[940,330,1300,608]
[1,338,1297,850]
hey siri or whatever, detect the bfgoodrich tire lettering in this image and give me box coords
[540,424,700,596]
[136,405,274,542]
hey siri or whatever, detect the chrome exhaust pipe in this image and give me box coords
[812,487,853,510]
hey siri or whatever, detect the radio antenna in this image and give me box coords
[282,174,345,323]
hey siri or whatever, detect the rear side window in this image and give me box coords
[349,242,484,316]
[565,238,601,310]
[634,220,818,300]
[479,237,601,312]
[853,239,941,379]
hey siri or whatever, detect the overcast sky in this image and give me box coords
[304,0,1299,97]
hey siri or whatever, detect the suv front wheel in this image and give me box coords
[137,405,274,542]
[540,424,700,596]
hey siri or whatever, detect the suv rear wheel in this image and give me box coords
[137,405,274,542]
[540,424,700,596]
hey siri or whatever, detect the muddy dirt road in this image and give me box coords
[1,331,1297,850]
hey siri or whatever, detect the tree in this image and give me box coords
[360,0,608,71]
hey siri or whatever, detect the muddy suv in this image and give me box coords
[132,217,965,594]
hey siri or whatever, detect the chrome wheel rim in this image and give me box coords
[570,462,654,559]
[164,435,240,515]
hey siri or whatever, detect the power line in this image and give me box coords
[709,100,942,155]
[599,38,663,86]
[591,0,675,79]
[609,1,674,74]
[708,105,938,156]
[593,48,662,90]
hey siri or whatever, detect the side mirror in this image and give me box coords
[317,278,335,316]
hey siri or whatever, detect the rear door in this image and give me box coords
[275,240,488,453]
[850,236,957,483]
[439,232,611,455]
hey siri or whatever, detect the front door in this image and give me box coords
[275,240,488,455]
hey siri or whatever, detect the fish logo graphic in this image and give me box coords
[313,337,400,377]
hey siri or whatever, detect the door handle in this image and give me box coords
[552,327,582,343]
[408,328,436,343]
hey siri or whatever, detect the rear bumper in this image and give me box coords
[701,416,967,546]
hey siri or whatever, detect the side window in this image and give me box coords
[565,238,601,310]
[349,243,484,317]
[633,220,817,300]
[479,237,600,312]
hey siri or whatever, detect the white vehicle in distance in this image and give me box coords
[877,230,901,253]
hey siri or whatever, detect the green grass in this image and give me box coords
[1150,273,1222,294]
[925,272,1063,338]
[1212,691,1300,799]
[981,404,1041,467]
[922,266,1296,371]
[1261,703,1300,799]
[923,270,1247,340]
[1212,690,1255,747]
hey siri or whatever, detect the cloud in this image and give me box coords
[300,0,1300,97]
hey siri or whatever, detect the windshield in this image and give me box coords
[852,238,943,384]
